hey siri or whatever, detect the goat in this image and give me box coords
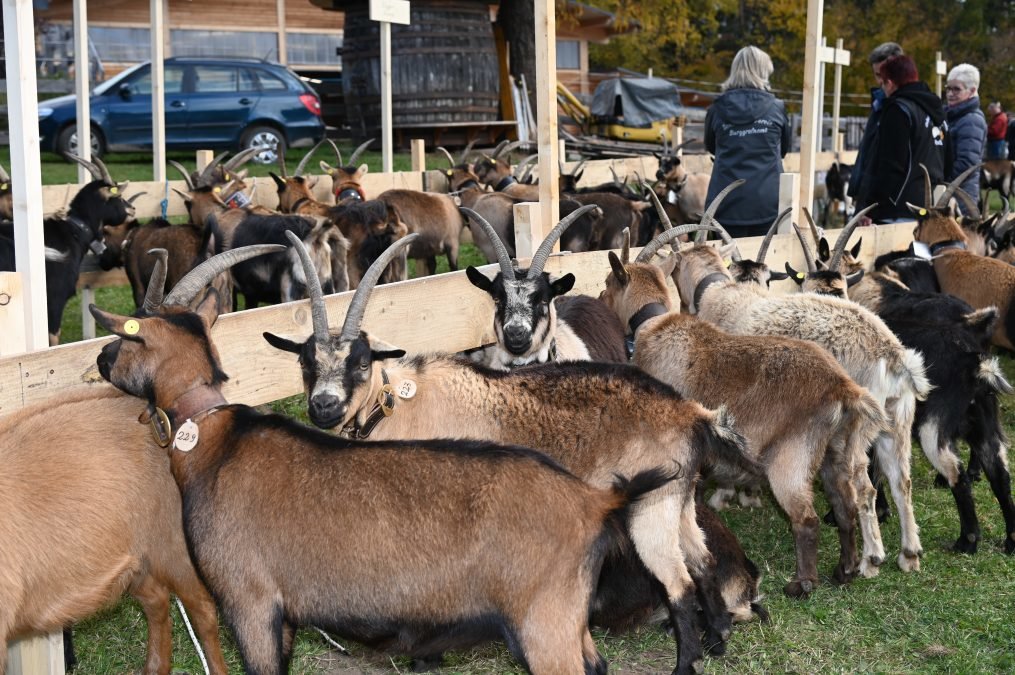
[375,189,463,276]
[848,270,1015,555]
[0,163,12,220]
[782,209,870,296]
[0,386,228,675]
[272,143,407,287]
[911,164,1015,351]
[168,147,258,200]
[654,142,710,229]
[264,231,765,672]
[464,206,626,368]
[600,223,889,595]
[823,161,854,226]
[661,181,932,574]
[981,158,1014,202]
[89,243,674,675]
[321,138,375,202]
[0,153,136,344]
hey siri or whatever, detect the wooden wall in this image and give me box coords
[37,0,345,30]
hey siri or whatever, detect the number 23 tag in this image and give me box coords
[174,419,200,452]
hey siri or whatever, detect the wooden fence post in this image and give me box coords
[0,271,27,356]
[779,173,800,233]
[80,285,96,339]
[513,202,542,259]
[410,139,426,172]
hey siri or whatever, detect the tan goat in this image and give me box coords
[0,388,228,675]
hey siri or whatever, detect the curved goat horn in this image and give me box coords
[276,144,289,178]
[294,138,329,177]
[790,222,818,273]
[127,192,147,205]
[90,156,116,185]
[828,204,876,271]
[493,140,522,161]
[339,233,419,341]
[700,179,745,230]
[197,151,230,186]
[0,163,10,183]
[223,147,259,173]
[935,162,982,209]
[284,230,331,345]
[460,207,515,280]
[919,163,933,207]
[803,206,824,246]
[64,152,105,183]
[527,204,600,279]
[436,147,456,167]
[163,244,286,307]
[636,224,728,263]
[458,139,477,165]
[642,179,673,231]
[621,227,631,264]
[168,160,196,191]
[142,248,169,313]
[755,208,792,265]
[348,138,375,166]
[489,139,512,160]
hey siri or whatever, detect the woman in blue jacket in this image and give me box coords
[705,46,792,237]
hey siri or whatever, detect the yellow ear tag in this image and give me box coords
[446,170,453,177]
[919,208,927,216]
[213,186,222,193]
[224,172,231,180]
[723,258,731,267]
[124,319,140,335]
[110,186,119,195]
[796,272,805,280]
[1,183,8,190]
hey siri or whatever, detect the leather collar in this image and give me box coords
[290,197,313,213]
[342,370,395,439]
[67,213,106,255]
[692,272,729,313]
[456,179,480,191]
[143,385,228,448]
[336,185,365,202]
[930,239,967,255]
[495,175,517,192]
[628,302,668,336]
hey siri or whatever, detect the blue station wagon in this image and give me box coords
[38,56,325,164]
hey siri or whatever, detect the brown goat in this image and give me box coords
[376,189,464,275]
[0,388,228,675]
[265,232,765,672]
[911,164,1015,350]
[89,243,673,675]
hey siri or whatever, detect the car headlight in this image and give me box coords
[38,107,54,119]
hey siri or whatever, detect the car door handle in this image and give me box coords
[239,98,252,105]
[170,100,186,108]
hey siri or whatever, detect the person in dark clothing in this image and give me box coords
[1007,116,1015,161]
[704,45,792,237]
[847,42,904,215]
[943,64,987,214]
[856,55,946,224]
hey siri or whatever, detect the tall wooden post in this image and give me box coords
[797,0,823,223]
[935,52,948,98]
[72,0,91,184]
[534,0,560,244]
[830,38,850,155]
[370,0,410,174]
[150,0,166,181]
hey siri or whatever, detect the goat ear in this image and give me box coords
[850,238,862,258]
[906,202,929,218]
[607,251,630,285]
[818,237,831,261]
[195,289,221,327]
[262,331,305,354]
[369,337,406,361]
[718,242,738,260]
[89,305,145,341]
[269,172,286,190]
[550,273,576,297]
[785,262,805,285]
[356,164,369,179]
[465,266,494,292]
[319,161,336,176]
[657,252,678,277]
[768,270,790,282]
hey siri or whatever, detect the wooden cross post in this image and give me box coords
[817,37,827,151]
[534,0,560,245]
[935,52,947,98]
[370,0,411,173]
[797,0,827,226]
[828,38,851,155]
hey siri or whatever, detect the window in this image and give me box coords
[89,26,151,63]
[557,40,580,70]
[254,69,289,91]
[170,30,277,60]
[125,66,185,95]
[287,32,343,67]
[193,66,238,93]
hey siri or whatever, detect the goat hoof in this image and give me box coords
[783,579,814,598]
[859,556,882,578]
[952,534,980,555]
[876,508,892,524]
[410,654,444,672]
[897,552,921,572]
[703,635,727,657]
[832,563,858,585]
[934,473,950,488]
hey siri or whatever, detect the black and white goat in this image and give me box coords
[0,153,136,344]
[464,205,627,369]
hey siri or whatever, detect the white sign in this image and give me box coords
[370,0,411,25]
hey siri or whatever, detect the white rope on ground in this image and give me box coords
[314,627,350,655]
[175,596,210,675]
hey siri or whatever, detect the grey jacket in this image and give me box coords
[945,96,986,213]
[704,88,792,229]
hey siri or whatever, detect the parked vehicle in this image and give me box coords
[38,57,325,164]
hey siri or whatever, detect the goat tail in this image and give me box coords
[901,347,932,402]
[696,405,763,481]
[979,356,1014,395]
[843,389,891,471]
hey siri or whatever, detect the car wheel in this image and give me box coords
[240,125,286,165]
[56,124,105,160]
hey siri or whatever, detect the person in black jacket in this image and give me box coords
[855,54,946,224]
[847,42,904,213]
[704,45,792,237]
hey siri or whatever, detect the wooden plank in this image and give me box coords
[0,222,919,416]
[534,0,560,240]
[73,0,92,185]
[0,272,27,357]
[797,0,823,221]
[7,633,64,675]
[150,0,167,182]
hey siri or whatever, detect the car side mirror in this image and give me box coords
[118,83,133,100]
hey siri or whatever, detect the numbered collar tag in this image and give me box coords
[395,378,417,399]
[912,241,933,260]
[174,419,200,452]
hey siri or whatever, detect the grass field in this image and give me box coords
[14,153,1015,673]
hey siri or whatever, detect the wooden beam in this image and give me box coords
[778,172,800,232]
[150,0,167,182]
[830,38,850,156]
[72,0,91,184]
[277,0,288,64]
[797,0,824,224]
[535,0,560,243]
[935,51,947,98]
[3,0,50,351]
[0,272,27,357]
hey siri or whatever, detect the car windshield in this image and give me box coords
[92,62,149,96]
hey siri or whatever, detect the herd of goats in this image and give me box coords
[2,136,1015,675]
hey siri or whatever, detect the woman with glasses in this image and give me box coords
[944,64,987,214]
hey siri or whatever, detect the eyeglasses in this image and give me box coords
[945,86,966,93]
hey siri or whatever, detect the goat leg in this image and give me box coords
[973,436,1015,555]
[131,576,173,675]
[820,457,861,584]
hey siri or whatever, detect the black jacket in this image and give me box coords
[859,82,946,222]
[847,87,887,201]
[704,88,792,229]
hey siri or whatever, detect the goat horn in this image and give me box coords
[919,163,933,207]
[294,138,329,177]
[527,204,599,279]
[460,207,515,280]
[64,152,104,182]
[620,227,631,264]
[790,222,818,273]
[197,151,230,185]
[436,146,456,167]
[163,244,286,307]
[0,163,9,183]
[339,233,419,341]
[458,139,477,165]
[494,140,522,161]
[223,147,259,172]
[348,138,375,166]
[755,208,792,265]
[948,180,983,220]
[142,249,169,313]
[827,203,876,271]
[636,224,727,263]
[490,139,511,160]
[934,162,982,209]
[701,179,745,230]
[518,155,539,183]
[171,187,192,202]
[90,156,117,185]
[284,230,331,345]
[277,144,289,178]
[127,192,147,205]
[804,206,824,246]
[168,160,196,191]
[643,180,673,232]
[799,209,821,272]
